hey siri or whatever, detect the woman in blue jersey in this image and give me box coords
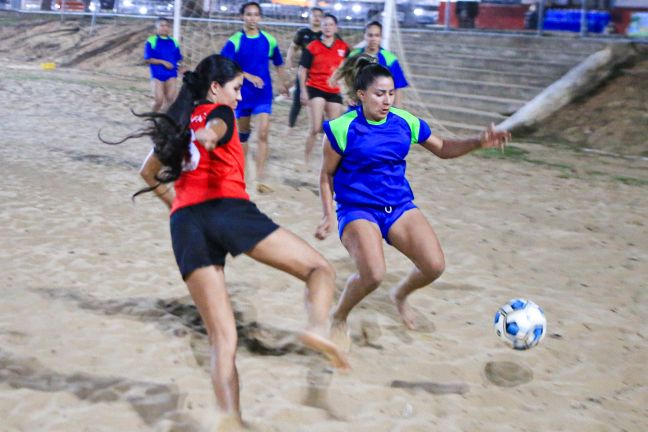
[346,21,408,107]
[220,1,290,192]
[316,55,510,348]
[144,17,184,112]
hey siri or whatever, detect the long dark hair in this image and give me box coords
[101,54,242,198]
[333,53,392,103]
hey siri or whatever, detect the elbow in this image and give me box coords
[139,166,157,185]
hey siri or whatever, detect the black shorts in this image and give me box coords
[306,86,343,104]
[170,198,279,279]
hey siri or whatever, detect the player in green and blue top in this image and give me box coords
[316,55,510,350]
[347,21,408,107]
[144,17,184,112]
[220,1,290,191]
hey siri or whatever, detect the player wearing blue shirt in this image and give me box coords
[317,55,510,350]
[144,18,183,112]
[348,21,408,107]
[220,1,290,192]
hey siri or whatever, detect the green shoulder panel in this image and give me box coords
[348,48,363,58]
[170,36,180,49]
[389,107,420,144]
[380,49,398,67]
[261,30,278,58]
[328,110,358,153]
[147,35,158,50]
[228,31,244,52]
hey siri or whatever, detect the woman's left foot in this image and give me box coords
[389,288,417,330]
[300,330,351,371]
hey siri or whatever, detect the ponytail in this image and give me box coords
[333,53,392,103]
[100,54,242,199]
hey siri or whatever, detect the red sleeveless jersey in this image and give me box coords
[171,103,249,214]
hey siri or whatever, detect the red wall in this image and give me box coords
[438,2,530,30]
[477,4,530,30]
[612,7,648,34]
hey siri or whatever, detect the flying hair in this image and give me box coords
[100,55,242,199]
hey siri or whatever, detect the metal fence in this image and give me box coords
[2,0,647,40]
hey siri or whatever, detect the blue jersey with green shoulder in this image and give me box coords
[322,106,431,207]
[144,35,182,81]
[348,47,408,89]
[220,29,283,108]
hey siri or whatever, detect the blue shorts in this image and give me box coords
[336,201,417,244]
[170,198,279,279]
[235,103,272,118]
[151,74,177,82]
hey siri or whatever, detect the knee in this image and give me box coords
[422,256,445,281]
[258,130,269,144]
[308,125,322,136]
[309,254,336,281]
[359,265,385,290]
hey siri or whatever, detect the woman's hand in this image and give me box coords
[315,214,333,240]
[245,73,264,89]
[479,123,511,151]
[300,90,309,106]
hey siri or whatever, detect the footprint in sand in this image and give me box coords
[390,379,469,395]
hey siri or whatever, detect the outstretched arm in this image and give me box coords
[139,150,175,209]
[315,137,342,240]
[421,123,510,159]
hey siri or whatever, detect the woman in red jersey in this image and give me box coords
[298,13,349,164]
[108,54,348,427]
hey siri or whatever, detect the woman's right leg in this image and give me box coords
[246,227,349,369]
[331,220,386,349]
[305,97,326,163]
[150,79,164,112]
[184,266,241,419]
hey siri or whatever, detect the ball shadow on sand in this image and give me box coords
[484,361,533,387]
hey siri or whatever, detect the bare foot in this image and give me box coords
[330,319,352,353]
[389,289,417,330]
[216,414,246,432]
[255,182,274,194]
[300,330,351,371]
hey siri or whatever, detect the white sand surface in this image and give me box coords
[1,62,647,432]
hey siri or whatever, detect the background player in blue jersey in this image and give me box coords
[316,55,510,349]
[144,17,184,112]
[221,1,290,192]
[346,21,408,107]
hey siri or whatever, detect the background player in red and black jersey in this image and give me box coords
[299,14,349,163]
[285,7,323,129]
[103,54,349,429]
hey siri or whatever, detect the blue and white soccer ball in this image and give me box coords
[494,299,546,350]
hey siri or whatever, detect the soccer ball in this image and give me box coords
[494,299,546,350]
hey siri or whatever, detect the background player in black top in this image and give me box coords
[286,7,323,128]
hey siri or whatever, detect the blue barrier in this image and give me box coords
[543,9,611,33]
